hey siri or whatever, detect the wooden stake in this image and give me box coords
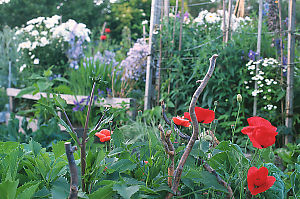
[278,0,285,124]
[178,0,184,51]
[144,0,161,110]
[253,0,263,116]
[285,0,296,144]
[225,0,233,43]
[222,0,226,42]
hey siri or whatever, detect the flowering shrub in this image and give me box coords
[16,15,91,75]
[184,10,252,32]
[120,38,149,82]
[244,56,284,113]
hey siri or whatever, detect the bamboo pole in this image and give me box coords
[144,0,161,110]
[178,0,184,51]
[156,0,164,105]
[285,0,296,144]
[277,0,285,123]
[253,0,263,116]
[225,0,233,43]
[222,0,226,42]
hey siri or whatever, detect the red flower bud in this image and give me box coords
[105,28,111,33]
[100,35,107,40]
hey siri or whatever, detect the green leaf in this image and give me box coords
[16,181,40,199]
[89,181,115,199]
[36,80,53,92]
[184,169,228,193]
[113,183,139,199]
[0,142,20,154]
[51,177,69,199]
[15,86,35,98]
[107,147,124,157]
[0,180,19,199]
[53,94,67,110]
[109,159,136,173]
[29,139,41,157]
[53,77,70,84]
[111,129,124,148]
[263,173,285,199]
[52,141,66,159]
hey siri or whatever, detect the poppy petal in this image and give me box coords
[100,129,111,136]
[173,116,191,127]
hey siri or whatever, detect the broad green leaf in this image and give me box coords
[36,80,53,92]
[0,180,19,199]
[263,173,285,199]
[111,129,124,148]
[113,183,139,199]
[29,139,41,157]
[16,181,40,199]
[184,169,228,193]
[53,77,70,84]
[52,141,66,159]
[53,94,67,109]
[51,177,69,199]
[109,159,136,173]
[15,86,35,98]
[107,147,124,157]
[89,181,115,199]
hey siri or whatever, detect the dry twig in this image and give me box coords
[158,125,175,188]
[65,142,78,199]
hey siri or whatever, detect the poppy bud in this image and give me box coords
[237,94,242,103]
[105,28,111,33]
[100,35,107,40]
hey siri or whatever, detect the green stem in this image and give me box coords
[232,102,241,143]
[239,148,260,199]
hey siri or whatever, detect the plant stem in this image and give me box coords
[232,102,241,143]
[81,81,96,192]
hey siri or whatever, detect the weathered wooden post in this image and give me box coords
[225,0,233,43]
[144,0,161,110]
[285,0,296,144]
[253,0,263,116]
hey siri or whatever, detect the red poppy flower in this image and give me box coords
[144,161,148,164]
[241,117,278,149]
[100,35,107,40]
[105,28,111,33]
[184,107,215,123]
[95,129,112,142]
[247,166,276,195]
[172,116,191,127]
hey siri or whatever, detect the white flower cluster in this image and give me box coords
[244,57,281,111]
[192,10,251,31]
[0,0,10,4]
[264,104,277,110]
[16,15,91,52]
[52,19,91,42]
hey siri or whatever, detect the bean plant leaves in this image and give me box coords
[16,181,40,199]
[51,177,69,199]
[29,139,41,157]
[15,86,35,98]
[89,181,115,199]
[0,180,19,199]
[113,183,139,199]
